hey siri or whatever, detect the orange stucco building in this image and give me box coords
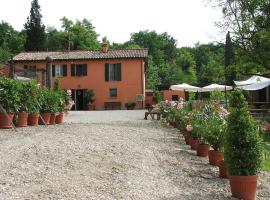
[0,63,9,77]
[13,45,148,110]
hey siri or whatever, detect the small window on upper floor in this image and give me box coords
[52,64,67,77]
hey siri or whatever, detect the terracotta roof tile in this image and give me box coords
[13,49,148,62]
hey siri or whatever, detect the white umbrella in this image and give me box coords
[234,75,270,91]
[201,83,233,92]
[170,83,202,92]
[234,75,270,86]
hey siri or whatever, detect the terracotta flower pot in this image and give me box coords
[189,138,199,150]
[229,175,258,200]
[49,113,56,125]
[209,150,224,166]
[55,112,64,124]
[218,160,228,179]
[0,113,14,129]
[196,143,210,157]
[28,113,39,126]
[16,112,28,127]
[39,113,51,125]
[184,135,191,145]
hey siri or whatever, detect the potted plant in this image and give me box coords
[27,81,41,126]
[39,88,58,125]
[16,81,34,127]
[55,90,68,124]
[0,78,20,129]
[189,110,200,151]
[225,89,262,200]
[193,105,210,157]
[203,103,228,166]
[84,89,95,110]
[125,102,136,110]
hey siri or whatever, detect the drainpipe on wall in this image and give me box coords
[8,59,15,79]
[46,56,53,89]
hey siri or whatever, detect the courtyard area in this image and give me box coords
[0,110,269,199]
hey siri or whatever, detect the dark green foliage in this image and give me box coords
[213,0,270,71]
[0,21,25,62]
[24,0,46,51]
[26,80,41,114]
[0,78,20,113]
[124,102,136,109]
[84,89,95,104]
[225,31,234,84]
[225,89,262,176]
[40,88,59,113]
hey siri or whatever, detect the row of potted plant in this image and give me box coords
[0,78,72,128]
[158,89,262,200]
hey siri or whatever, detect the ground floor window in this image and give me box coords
[109,88,117,97]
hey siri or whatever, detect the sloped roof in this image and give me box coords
[13,49,148,62]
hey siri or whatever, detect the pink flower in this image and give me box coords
[170,101,177,107]
[262,124,270,132]
[218,107,229,118]
[65,100,75,110]
[67,90,72,96]
[186,124,193,132]
[177,103,184,110]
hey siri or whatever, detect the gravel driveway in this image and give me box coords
[0,110,269,200]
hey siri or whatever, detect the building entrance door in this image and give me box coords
[71,89,85,110]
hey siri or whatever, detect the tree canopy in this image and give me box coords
[24,0,46,51]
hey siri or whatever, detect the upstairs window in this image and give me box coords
[105,63,121,81]
[24,65,36,77]
[71,64,87,76]
[52,64,67,77]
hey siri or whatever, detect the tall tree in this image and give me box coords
[0,21,25,62]
[24,0,45,51]
[225,31,234,84]
[210,0,270,71]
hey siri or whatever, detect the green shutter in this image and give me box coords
[82,64,87,76]
[63,64,67,76]
[77,65,82,76]
[105,63,109,81]
[52,65,55,77]
[71,64,75,76]
[117,63,121,81]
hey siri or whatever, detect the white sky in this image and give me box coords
[0,0,224,47]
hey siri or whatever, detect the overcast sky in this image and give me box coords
[0,0,224,47]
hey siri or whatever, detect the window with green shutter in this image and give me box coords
[71,64,88,77]
[105,63,121,81]
[52,64,67,77]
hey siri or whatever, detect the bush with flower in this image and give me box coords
[203,101,229,151]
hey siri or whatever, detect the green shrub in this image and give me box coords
[17,80,40,113]
[125,102,136,109]
[40,88,59,113]
[0,78,20,113]
[225,89,262,176]
[84,89,95,104]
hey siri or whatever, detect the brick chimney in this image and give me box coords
[102,43,109,53]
